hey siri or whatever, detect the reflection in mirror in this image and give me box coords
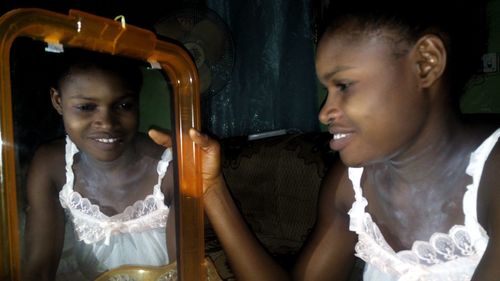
[10,37,176,280]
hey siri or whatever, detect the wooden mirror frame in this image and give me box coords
[0,8,204,281]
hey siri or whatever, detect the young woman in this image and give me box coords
[24,51,176,281]
[150,0,499,280]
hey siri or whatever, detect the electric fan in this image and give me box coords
[154,6,235,98]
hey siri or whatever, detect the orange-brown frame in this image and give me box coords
[0,8,204,281]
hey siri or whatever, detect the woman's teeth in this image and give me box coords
[333,133,347,140]
[96,138,118,143]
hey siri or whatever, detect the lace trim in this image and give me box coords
[60,136,172,245]
[463,128,500,243]
[348,128,499,279]
[63,188,170,245]
[354,213,485,279]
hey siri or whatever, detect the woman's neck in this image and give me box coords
[79,143,139,174]
[371,110,471,186]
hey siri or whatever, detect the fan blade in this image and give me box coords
[198,63,212,94]
[188,19,226,63]
[154,16,189,41]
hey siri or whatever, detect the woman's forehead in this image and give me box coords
[319,28,398,53]
[318,25,412,60]
[63,68,128,86]
[327,19,408,43]
[315,30,409,80]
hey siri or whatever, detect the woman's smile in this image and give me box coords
[95,137,120,144]
[330,132,354,151]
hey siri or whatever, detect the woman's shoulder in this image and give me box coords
[319,157,355,214]
[477,124,500,177]
[28,137,66,186]
[476,128,500,232]
[33,137,66,163]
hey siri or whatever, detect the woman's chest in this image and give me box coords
[363,181,468,252]
[71,165,159,216]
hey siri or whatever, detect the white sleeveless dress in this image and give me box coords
[348,128,500,281]
[56,136,172,281]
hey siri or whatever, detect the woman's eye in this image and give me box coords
[76,104,96,111]
[115,102,135,111]
[336,82,351,93]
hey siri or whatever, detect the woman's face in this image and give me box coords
[52,68,139,162]
[316,28,430,167]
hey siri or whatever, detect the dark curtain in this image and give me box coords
[203,0,319,138]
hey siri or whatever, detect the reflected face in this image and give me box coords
[52,68,139,162]
[316,29,428,166]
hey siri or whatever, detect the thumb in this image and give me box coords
[189,128,218,151]
[148,128,173,148]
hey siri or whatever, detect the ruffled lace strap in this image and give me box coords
[348,167,368,233]
[153,148,173,197]
[463,128,500,243]
[59,136,79,207]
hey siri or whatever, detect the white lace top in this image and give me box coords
[57,136,172,281]
[348,128,500,281]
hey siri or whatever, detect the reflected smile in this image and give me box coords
[96,138,119,143]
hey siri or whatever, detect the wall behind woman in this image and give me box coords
[203,0,320,138]
[461,0,500,113]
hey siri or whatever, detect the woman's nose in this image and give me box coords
[94,109,116,129]
[318,91,341,125]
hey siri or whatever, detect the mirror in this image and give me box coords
[0,8,203,281]
[11,37,177,280]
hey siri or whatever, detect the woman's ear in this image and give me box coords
[50,87,64,115]
[413,34,447,88]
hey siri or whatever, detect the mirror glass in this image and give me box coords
[10,36,176,280]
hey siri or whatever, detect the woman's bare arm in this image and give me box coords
[292,161,358,281]
[150,128,289,280]
[150,128,357,280]
[190,129,290,280]
[23,144,66,281]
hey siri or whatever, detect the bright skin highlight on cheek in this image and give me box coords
[316,30,428,166]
